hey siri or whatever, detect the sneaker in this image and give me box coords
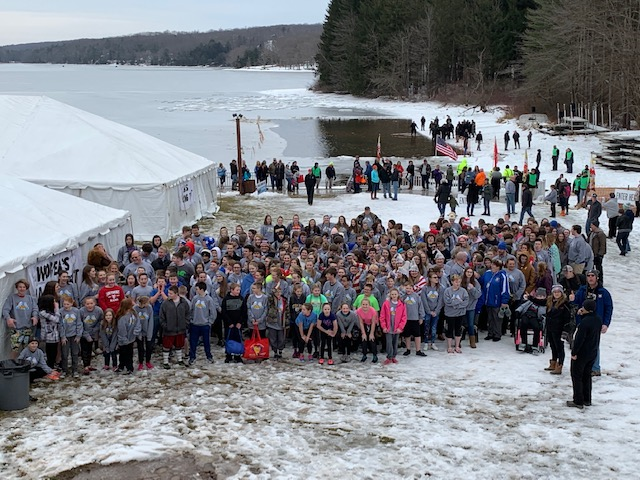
[484,335,494,341]
[492,337,501,342]
[83,367,91,375]
[137,364,144,371]
[188,359,195,366]
[234,355,243,363]
[327,359,334,365]
[312,351,319,359]
[59,372,66,379]
[102,365,111,371]
[292,351,300,359]
[416,350,427,357]
[146,362,154,370]
[372,355,378,364]
[360,355,367,363]
[177,360,187,367]
[318,358,325,365]
[430,344,439,351]
[383,358,393,365]
[72,372,80,378]
[566,400,584,409]
[88,366,97,371]
[307,354,313,361]
[391,358,398,364]
[591,370,601,377]
[123,370,133,375]
[163,363,171,370]
[403,350,411,356]
[299,355,306,362]
[207,357,215,364]
[29,395,38,402]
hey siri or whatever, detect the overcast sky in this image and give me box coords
[0,1,330,46]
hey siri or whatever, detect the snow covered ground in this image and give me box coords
[2,78,640,479]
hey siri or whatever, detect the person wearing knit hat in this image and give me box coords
[568,297,602,409]
[544,284,572,375]
[516,286,547,353]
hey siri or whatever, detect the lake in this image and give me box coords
[0,64,432,169]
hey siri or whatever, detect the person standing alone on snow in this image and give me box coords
[567,299,601,409]
[305,169,316,205]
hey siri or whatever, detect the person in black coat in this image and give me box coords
[519,186,534,224]
[568,299,602,408]
[304,170,316,205]
[545,285,572,374]
[435,179,451,217]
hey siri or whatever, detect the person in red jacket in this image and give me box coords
[379,288,407,365]
[98,273,125,313]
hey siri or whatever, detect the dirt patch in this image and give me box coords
[52,453,237,480]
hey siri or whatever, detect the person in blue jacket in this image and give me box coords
[483,259,511,342]
[571,269,612,376]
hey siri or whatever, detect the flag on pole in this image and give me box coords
[493,138,499,168]
[435,137,458,160]
[376,134,381,160]
[589,153,596,188]
[523,150,529,174]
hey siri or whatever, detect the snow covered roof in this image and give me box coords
[0,95,214,190]
[0,175,131,279]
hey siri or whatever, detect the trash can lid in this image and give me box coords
[0,359,31,373]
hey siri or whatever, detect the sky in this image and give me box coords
[0,0,330,46]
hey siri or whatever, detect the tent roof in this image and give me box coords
[0,175,131,279]
[0,95,214,189]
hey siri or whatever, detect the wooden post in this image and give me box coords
[235,114,244,195]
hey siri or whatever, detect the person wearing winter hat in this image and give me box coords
[545,284,572,375]
[515,287,547,353]
[568,298,602,409]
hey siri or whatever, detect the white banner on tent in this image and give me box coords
[179,180,195,211]
[614,189,635,204]
[27,248,83,297]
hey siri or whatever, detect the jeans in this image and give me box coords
[61,337,80,374]
[519,207,533,224]
[437,203,446,216]
[189,324,212,361]
[465,310,476,338]
[592,348,601,372]
[392,181,399,200]
[467,202,475,216]
[506,193,516,214]
[617,232,630,254]
[382,182,391,197]
[483,198,491,215]
[424,314,439,343]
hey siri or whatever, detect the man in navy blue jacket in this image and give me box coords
[483,259,511,342]
[571,269,612,376]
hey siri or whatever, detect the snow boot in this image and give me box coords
[544,360,557,371]
[551,363,563,375]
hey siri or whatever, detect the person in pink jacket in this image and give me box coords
[379,288,407,365]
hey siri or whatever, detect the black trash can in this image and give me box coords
[0,359,31,411]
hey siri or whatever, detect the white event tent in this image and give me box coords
[0,175,132,360]
[0,95,217,239]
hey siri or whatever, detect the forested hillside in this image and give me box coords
[0,24,322,68]
[316,0,639,126]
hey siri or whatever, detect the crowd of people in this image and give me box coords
[4,188,629,406]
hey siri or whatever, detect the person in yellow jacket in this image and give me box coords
[502,165,514,184]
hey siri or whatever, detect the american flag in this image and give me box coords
[435,137,458,160]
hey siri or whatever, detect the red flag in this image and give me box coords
[493,138,499,168]
[523,150,529,174]
[376,134,381,160]
[435,137,458,160]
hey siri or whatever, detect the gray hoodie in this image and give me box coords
[133,304,154,341]
[464,281,482,311]
[80,306,103,342]
[99,323,118,353]
[336,310,358,335]
[117,312,141,346]
[2,294,38,330]
[18,347,52,374]
[322,280,345,313]
[421,285,444,316]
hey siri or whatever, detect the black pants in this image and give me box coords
[552,156,558,170]
[550,202,556,217]
[571,356,596,405]
[616,231,629,254]
[297,328,318,354]
[118,342,134,372]
[361,324,377,356]
[29,367,47,384]
[45,342,58,369]
[320,332,333,359]
[593,255,603,283]
[608,216,617,238]
[136,337,146,365]
[306,188,314,205]
[103,350,118,367]
[421,175,429,189]
[81,338,93,368]
[547,330,565,365]
[519,316,541,347]
[339,335,354,355]
[445,315,464,338]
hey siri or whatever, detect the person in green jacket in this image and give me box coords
[564,148,574,173]
[578,170,590,205]
[312,162,322,192]
[552,145,560,170]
